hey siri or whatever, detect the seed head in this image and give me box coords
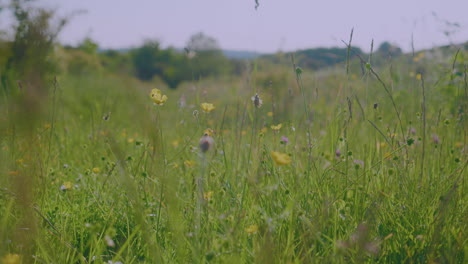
[251,93,263,108]
[199,133,215,153]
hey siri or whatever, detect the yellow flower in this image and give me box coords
[184,160,196,168]
[455,142,464,148]
[271,151,291,166]
[416,73,422,80]
[245,224,259,234]
[1,254,21,264]
[150,88,168,105]
[267,112,273,117]
[171,140,179,147]
[61,181,73,191]
[260,127,268,133]
[201,103,215,113]
[204,128,214,137]
[271,123,282,131]
[92,167,101,174]
[203,191,214,201]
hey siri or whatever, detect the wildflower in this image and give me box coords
[260,127,268,133]
[251,93,263,108]
[245,224,259,234]
[201,103,215,113]
[455,142,464,148]
[416,73,422,80]
[203,191,214,201]
[103,112,111,121]
[199,132,215,153]
[60,181,73,191]
[280,136,289,145]
[149,88,168,105]
[267,112,273,117]
[271,151,291,166]
[184,160,196,168]
[432,134,440,144]
[271,123,282,131]
[104,235,115,247]
[204,128,214,136]
[1,254,21,264]
[92,167,101,174]
[335,149,341,158]
[178,94,186,108]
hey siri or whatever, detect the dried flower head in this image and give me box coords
[251,93,263,108]
[199,131,215,153]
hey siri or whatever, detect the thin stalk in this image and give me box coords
[420,75,427,184]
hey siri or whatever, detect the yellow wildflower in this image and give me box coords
[92,167,101,174]
[171,163,180,169]
[204,128,214,137]
[203,191,214,201]
[271,151,291,166]
[184,160,196,168]
[201,103,215,113]
[260,127,268,133]
[172,140,179,147]
[455,142,464,148]
[267,112,273,117]
[271,123,282,131]
[61,181,73,191]
[245,225,259,234]
[150,88,168,105]
[416,73,422,80]
[1,254,21,264]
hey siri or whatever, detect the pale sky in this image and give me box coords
[30,0,468,52]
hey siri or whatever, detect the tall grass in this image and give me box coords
[0,45,467,263]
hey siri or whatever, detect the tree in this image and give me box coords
[1,0,67,91]
[185,32,231,78]
[377,42,402,57]
[186,32,220,52]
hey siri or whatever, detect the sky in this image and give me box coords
[21,0,468,53]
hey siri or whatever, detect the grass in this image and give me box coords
[0,46,467,263]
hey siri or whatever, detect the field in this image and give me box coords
[0,46,467,263]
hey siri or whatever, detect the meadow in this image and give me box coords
[0,44,467,263]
